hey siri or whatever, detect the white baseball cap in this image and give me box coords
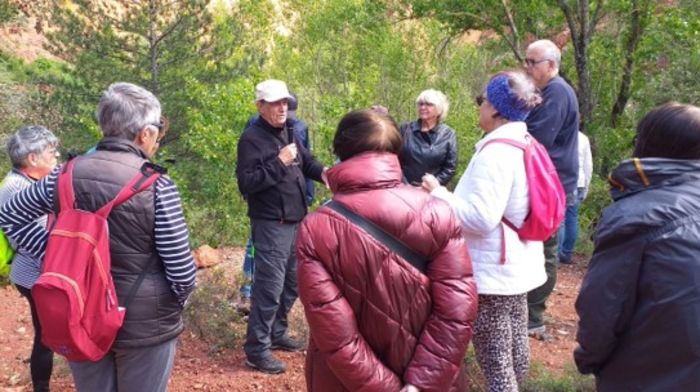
[255,79,293,103]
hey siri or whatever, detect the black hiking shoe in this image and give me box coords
[245,355,287,374]
[270,335,305,352]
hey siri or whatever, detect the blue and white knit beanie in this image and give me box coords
[486,74,531,122]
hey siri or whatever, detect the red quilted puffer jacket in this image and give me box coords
[296,152,478,392]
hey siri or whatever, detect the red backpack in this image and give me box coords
[31,158,161,361]
[481,134,565,249]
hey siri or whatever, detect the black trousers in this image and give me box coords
[16,284,53,392]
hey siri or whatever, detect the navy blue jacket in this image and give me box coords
[526,76,579,195]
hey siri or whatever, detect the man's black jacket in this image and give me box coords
[236,117,323,222]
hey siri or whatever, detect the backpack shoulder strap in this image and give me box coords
[96,162,163,218]
[479,137,528,152]
[57,158,79,212]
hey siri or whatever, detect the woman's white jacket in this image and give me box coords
[431,121,546,295]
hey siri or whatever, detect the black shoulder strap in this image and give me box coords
[326,200,428,274]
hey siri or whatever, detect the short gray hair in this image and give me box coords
[6,125,59,168]
[529,39,561,68]
[415,89,450,122]
[96,82,161,140]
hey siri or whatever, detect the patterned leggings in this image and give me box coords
[473,294,529,392]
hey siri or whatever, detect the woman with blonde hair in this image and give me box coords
[399,89,458,186]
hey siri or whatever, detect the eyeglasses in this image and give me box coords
[475,94,485,106]
[524,58,550,67]
[149,116,169,142]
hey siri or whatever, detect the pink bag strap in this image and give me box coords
[499,224,507,264]
[478,137,527,152]
[96,163,162,218]
[479,136,532,265]
[56,157,162,217]
[57,159,78,212]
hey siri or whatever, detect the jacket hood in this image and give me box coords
[326,152,403,194]
[608,158,700,201]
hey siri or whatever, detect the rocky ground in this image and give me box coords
[0,248,588,391]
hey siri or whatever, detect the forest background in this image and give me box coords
[0,0,698,252]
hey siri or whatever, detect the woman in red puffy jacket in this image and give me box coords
[296,110,478,392]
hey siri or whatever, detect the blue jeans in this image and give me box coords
[558,187,585,262]
[240,238,255,299]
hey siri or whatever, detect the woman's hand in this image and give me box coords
[400,384,420,392]
[421,174,440,192]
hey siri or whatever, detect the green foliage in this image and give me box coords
[522,362,596,392]
[0,52,65,173]
[3,0,699,252]
[0,0,18,24]
[176,77,257,246]
[28,0,275,246]
[184,266,243,352]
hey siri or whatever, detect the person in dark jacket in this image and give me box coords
[296,110,478,392]
[236,79,326,374]
[238,93,314,305]
[575,102,700,391]
[524,39,579,340]
[0,82,197,392]
[399,89,458,186]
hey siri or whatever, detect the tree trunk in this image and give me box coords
[148,0,159,96]
[558,0,599,132]
[610,0,646,127]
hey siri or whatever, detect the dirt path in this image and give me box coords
[0,249,587,391]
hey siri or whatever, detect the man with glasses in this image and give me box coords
[236,79,326,374]
[523,39,580,341]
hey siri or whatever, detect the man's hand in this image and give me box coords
[421,173,440,192]
[278,143,299,166]
[399,384,420,392]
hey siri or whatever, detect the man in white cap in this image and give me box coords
[236,79,326,374]
[237,91,313,308]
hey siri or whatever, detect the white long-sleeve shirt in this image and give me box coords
[577,131,593,198]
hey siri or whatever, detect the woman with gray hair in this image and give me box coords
[399,89,459,186]
[1,125,60,392]
[0,82,196,392]
[423,71,546,391]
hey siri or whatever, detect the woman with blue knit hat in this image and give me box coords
[422,70,547,391]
